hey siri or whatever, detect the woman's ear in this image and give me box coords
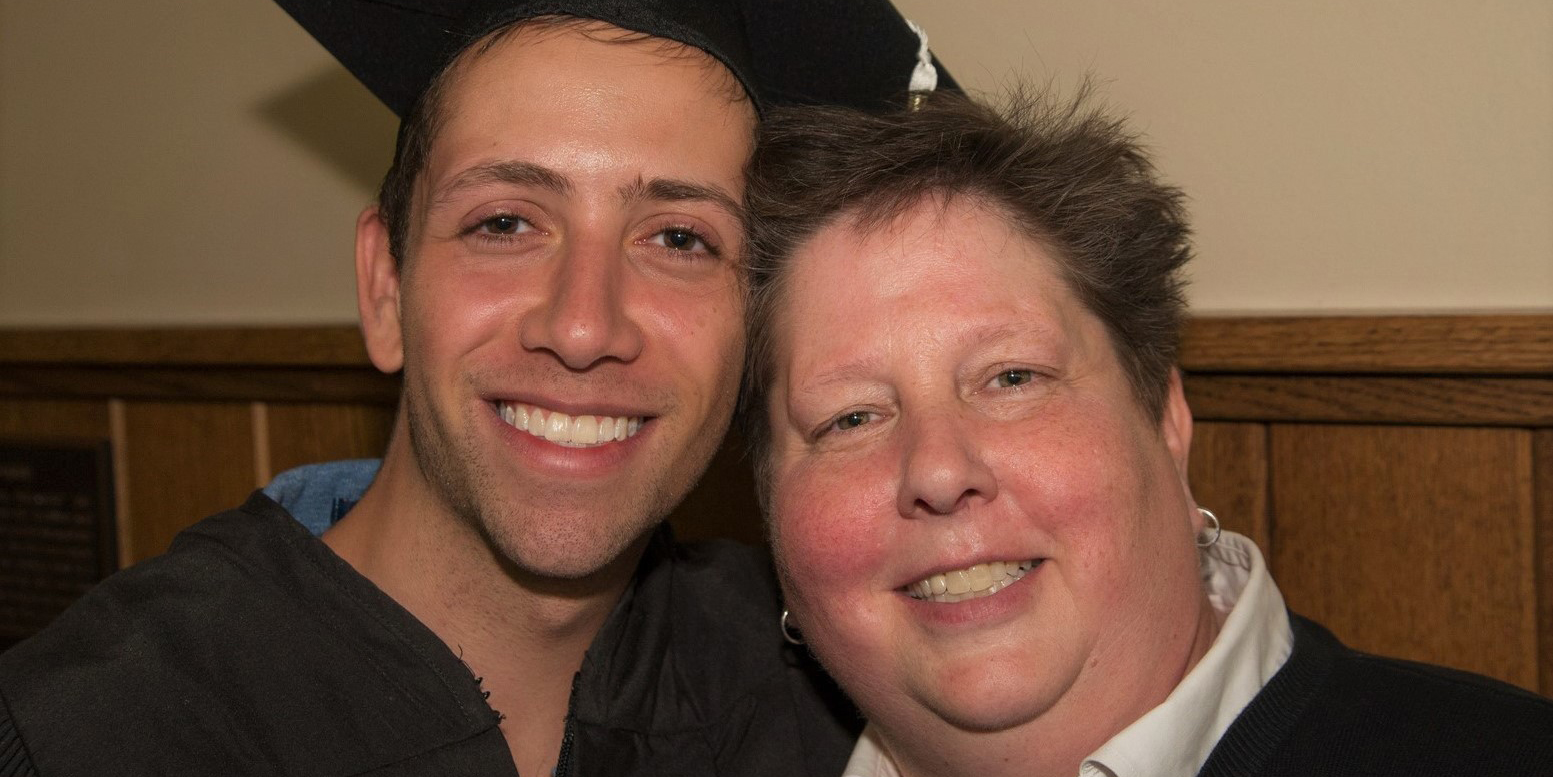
[356,206,405,374]
[1160,368,1196,499]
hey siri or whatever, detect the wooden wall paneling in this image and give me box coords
[1535,429,1553,696]
[118,401,258,563]
[262,402,396,478]
[4,319,1551,688]
[1188,422,1271,552]
[1269,424,1539,691]
[0,398,111,440]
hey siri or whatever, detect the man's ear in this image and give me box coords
[356,206,404,374]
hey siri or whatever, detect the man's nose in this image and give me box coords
[518,240,645,370]
[896,407,999,518]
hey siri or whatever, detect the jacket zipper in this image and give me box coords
[553,671,581,777]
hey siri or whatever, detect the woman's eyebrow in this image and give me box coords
[790,357,886,397]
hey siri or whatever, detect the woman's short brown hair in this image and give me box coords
[740,88,1193,470]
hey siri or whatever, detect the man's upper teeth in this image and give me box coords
[499,402,642,446]
[906,560,1038,603]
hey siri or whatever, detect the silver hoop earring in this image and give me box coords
[780,609,804,645]
[1196,507,1222,548]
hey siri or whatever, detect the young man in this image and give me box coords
[0,2,951,774]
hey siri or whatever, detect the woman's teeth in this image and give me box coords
[499,402,642,447]
[905,560,1039,603]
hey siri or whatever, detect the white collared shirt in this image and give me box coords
[841,531,1295,777]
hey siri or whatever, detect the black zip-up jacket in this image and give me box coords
[0,492,859,775]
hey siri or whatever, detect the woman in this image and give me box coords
[739,91,1553,777]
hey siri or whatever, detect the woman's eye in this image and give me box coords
[650,227,710,253]
[831,411,873,432]
[990,369,1036,389]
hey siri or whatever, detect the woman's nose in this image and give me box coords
[896,409,998,518]
[518,242,645,370]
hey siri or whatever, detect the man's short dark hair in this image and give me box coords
[739,88,1193,470]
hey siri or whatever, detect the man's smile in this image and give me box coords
[497,400,645,447]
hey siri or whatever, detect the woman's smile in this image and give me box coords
[902,558,1041,602]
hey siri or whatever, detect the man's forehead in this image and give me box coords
[445,21,748,108]
[425,28,754,165]
[415,28,754,219]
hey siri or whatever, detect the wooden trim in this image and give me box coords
[1181,315,1553,375]
[1184,375,1553,427]
[3,315,1550,374]
[0,326,368,367]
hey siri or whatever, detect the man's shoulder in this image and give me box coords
[1230,614,1553,776]
[665,537,784,606]
[654,537,804,678]
[567,535,859,776]
[0,493,499,775]
[1,494,300,676]
[0,495,301,770]
[616,534,787,678]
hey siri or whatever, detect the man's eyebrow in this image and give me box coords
[431,161,572,207]
[619,177,745,223]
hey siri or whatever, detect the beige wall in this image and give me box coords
[0,0,392,326]
[897,0,1553,314]
[1,1,1549,326]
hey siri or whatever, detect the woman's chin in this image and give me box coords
[842,642,1081,737]
[916,666,1068,734]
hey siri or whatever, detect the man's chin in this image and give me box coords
[480,510,662,586]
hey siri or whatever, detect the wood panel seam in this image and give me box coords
[252,402,271,487]
[108,399,131,568]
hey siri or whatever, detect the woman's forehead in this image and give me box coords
[775,199,1090,366]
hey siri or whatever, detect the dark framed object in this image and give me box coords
[0,437,117,650]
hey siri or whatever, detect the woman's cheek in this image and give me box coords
[771,459,894,612]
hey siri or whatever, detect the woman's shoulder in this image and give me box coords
[1294,614,1553,721]
[1204,613,1553,776]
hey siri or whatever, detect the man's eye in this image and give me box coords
[991,369,1036,388]
[477,215,530,235]
[651,227,709,252]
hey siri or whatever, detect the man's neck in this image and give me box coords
[322,445,646,777]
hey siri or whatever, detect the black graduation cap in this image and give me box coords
[272,0,956,118]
